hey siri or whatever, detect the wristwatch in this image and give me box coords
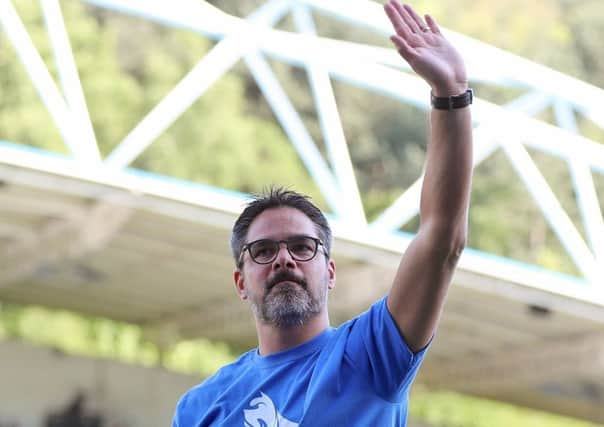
[431,88,473,110]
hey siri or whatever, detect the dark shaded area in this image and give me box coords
[528,304,552,317]
[44,393,104,427]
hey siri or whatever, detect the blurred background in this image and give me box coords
[1,0,604,426]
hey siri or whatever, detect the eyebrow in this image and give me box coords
[250,234,318,242]
[291,234,321,241]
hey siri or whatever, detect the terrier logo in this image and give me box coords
[243,392,298,427]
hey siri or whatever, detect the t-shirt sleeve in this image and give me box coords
[172,389,198,427]
[171,383,210,427]
[344,296,431,402]
[172,393,185,427]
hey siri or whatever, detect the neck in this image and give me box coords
[256,310,330,355]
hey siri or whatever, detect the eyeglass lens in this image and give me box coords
[249,236,318,263]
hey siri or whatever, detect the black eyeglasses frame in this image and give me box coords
[239,236,327,266]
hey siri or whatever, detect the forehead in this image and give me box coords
[247,207,317,241]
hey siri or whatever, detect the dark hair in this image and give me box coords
[231,187,332,268]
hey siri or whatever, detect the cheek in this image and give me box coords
[307,264,328,284]
[246,265,270,287]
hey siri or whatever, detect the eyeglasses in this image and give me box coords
[239,236,326,265]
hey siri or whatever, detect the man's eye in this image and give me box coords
[290,240,314,254]
[252,243,276,258]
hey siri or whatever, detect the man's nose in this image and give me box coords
[272,242,296,269]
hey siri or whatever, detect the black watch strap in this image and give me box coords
[431,88,473,110]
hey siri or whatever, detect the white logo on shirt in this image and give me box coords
[243,392,299,427]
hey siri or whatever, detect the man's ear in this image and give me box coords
[327,260,336,290]
[233,269,247,300]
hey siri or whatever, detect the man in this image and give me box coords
[173,1,472,425]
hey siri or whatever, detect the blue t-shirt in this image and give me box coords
[173,297,429,426]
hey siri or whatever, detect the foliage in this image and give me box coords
[409,386,599,427]
[0,302,235,376]
[1,0,325,207]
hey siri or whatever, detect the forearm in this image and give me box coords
[420,101,473,246]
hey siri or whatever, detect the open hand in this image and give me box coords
[384,1,467,96]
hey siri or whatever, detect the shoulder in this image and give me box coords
[343,295,429,355]
[318,297,392,358]
[338,296,390,331]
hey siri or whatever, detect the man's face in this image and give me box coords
[234,207,335,328]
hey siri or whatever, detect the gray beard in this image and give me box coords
[250,281,326,328]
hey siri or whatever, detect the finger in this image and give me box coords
[390,34,418,61]
[384,2,413,38]
[425,14,442,35]
[391,1,421,33]
[402,3,429,33]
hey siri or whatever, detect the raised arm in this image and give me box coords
[383,1,473,352]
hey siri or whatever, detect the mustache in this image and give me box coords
[266,271,306,290]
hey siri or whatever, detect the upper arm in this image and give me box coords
[386,220,466,352]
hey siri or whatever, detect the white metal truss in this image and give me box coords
[0,0,603,301]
